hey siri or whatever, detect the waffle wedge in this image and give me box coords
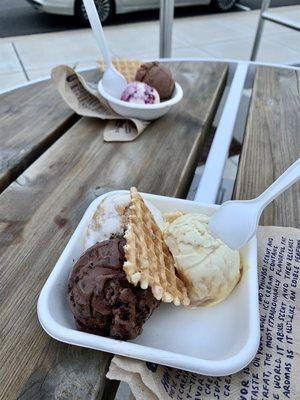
[98,59,141,83]
[123,187,190,306]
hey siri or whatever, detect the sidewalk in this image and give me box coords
[1,5,300,91]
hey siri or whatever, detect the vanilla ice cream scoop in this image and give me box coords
[85,193,163,250]
[163,213,241,307]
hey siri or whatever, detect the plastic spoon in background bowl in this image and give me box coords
[83,0,183,120]
[210,158,300,250]
[82,0,126,98]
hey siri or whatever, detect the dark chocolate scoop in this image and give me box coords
[135,61,175,100]
[68,237,160,340]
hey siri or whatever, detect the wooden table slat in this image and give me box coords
[0,61,228,400]
[0,70,100,193]
[235,66,300,227]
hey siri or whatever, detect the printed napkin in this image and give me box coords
[51,65,149,142]
[107,226,300,400]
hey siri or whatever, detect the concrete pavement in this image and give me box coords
[1,0,299,38]
[1,5,300,91]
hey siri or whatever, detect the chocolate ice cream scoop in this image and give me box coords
[135,61,175,100]
[68,237,160,340]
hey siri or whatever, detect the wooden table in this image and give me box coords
[0,61,299,400]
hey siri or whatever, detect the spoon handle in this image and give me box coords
[82,0,112,68]
[256,158,300,210]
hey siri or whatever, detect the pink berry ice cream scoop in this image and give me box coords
[120,81,160,105]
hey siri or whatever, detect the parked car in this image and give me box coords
[27,0,238,25]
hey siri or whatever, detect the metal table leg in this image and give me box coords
[159,0,175,58]
[194,63,249,204]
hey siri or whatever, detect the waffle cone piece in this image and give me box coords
[98,59,141,83]
[123,188,190,306]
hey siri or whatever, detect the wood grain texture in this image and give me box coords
[235,66,300,227]
[0,70,100,193]
[0,61,228,400]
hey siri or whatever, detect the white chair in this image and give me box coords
[251,0,300,61]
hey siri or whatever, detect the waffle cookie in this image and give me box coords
[123,187,190,306]
[98,59,141,83]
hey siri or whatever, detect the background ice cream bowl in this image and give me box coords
[37,190,260,376]
[98,81,183,121]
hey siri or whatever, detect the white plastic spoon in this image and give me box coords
[82,0,126,98]
[210,158,300,250]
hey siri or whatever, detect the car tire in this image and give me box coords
[211,0,237,11]
[75,0,115,25]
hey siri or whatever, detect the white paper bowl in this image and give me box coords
[98,81,183,121]
[37,191,260,376]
